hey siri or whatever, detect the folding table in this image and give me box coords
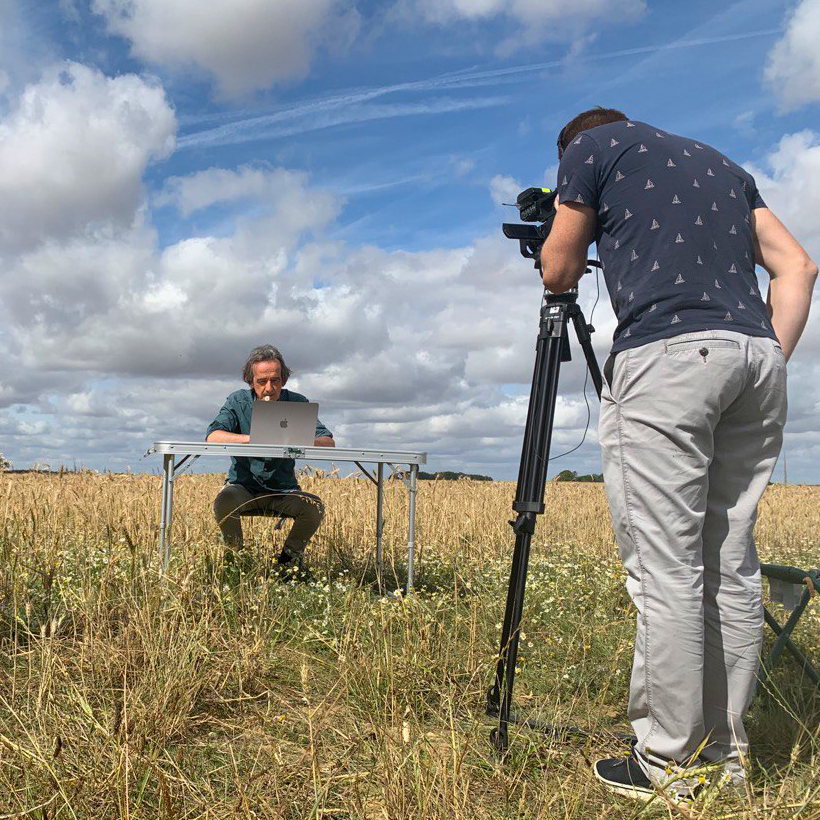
[147,441,427,592]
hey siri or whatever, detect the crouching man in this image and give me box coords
[206,344,335,578]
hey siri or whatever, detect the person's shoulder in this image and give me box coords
[660,128,729,161]
[716,150,751,180]
[670,131,753,180]
[224,388,252,405]
[580,119,648,146]
[280,389,309,402]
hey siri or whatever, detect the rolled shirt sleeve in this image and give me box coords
[745,170,766,210]
[206,400,240,438]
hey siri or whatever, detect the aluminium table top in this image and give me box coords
[150,440,427,464]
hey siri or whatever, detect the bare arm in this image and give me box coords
[206,429,249,443]
[314,436,335,447]
[540,199,597,293]
[752,208,818,360]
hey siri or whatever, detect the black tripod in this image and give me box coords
[486,272,604,753]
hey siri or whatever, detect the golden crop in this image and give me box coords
[0,471,818,819]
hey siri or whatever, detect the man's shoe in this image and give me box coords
[594,753,704,806]
[593,755,655,802]
[274,558,313,584]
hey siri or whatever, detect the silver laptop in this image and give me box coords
[249,401,319,446]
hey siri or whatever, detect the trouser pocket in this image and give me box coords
[603,353,616,393]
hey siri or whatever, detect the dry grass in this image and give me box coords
[0,471,818,819]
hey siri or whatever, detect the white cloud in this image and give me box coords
[410,0,644,32]
[489,174,521,207]
[0,152,611,477]
[746,130,820,262]
[746,130,820,483]
[92,0,359,98]
[746,131,820,369]
[543,162,560,188]
[453,157,476,176]
[733,110,755,139]
[765,0,820,111]
[143,281,188,313]
[156,165,342,241]
[0,62,175,252]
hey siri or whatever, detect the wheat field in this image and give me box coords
[1,470,819,819]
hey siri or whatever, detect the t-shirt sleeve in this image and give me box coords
[745,170,766,210]
[557,133,601,211]
[206,399,240,438]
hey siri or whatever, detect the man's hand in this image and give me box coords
[206,430,250,444]
[314,436,335,447]
[541,200,597,293]
[753,208,818,360]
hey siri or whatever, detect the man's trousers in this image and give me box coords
[599,330,787,782]
[213,483,325,559]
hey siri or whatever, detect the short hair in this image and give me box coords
[557,107,628,159]
[242,345,291,385]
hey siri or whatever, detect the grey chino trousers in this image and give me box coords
[599,330,787,782]
[213,483,325,559]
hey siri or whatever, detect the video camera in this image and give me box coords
[502,187,558,270]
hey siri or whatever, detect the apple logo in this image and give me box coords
[279,419,288,428]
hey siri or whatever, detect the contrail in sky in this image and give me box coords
[178,98,509,149]
[177,27,782,151]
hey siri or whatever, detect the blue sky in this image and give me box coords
[1,0,819,482]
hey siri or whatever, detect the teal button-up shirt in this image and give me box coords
[206,388,333,492]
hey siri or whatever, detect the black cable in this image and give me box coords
[547,256,601,464]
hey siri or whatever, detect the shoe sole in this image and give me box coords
[593,767,655,802]
[593,769,697,807]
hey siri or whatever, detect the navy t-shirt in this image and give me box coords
[557,120,777,352]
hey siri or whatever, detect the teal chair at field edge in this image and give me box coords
[759,563,820,688]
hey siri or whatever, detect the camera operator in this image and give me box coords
[541,108,817,800]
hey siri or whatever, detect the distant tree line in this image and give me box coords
[554,469,604,483]
[417,471,493,482]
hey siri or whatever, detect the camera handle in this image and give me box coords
[486,277,603,753]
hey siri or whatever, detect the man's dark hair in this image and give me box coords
[242,344,291,385]
[557,107,628,158]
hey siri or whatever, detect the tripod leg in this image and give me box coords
[488,302,567,752]
[570,308,603,400]
[488,307,553,713]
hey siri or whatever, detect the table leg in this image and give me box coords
[406,463,418,593]
[376,462,384,593]
[159,454,175,573]
[158,454,170,568]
